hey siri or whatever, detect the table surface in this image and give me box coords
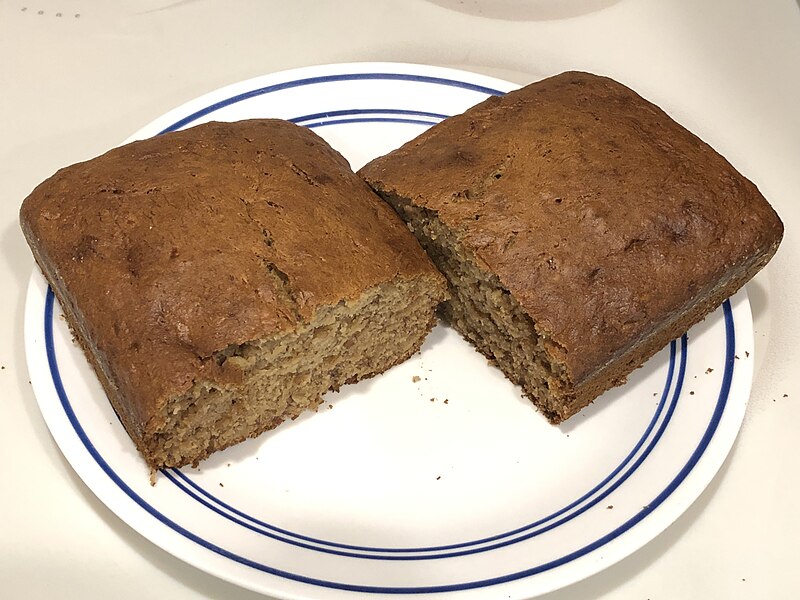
[2,1,799,598]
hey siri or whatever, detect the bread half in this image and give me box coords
[21,119,447,470]
[360,72,783,422]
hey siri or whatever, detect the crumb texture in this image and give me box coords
[150,277,440,468]
[393,200,569,421]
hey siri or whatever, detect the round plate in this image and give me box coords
[23,63,754,600]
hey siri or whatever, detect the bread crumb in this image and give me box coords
[444,399,449,404]
[606,505,613,509]
[735,355,740,360]
[412,375,421,383]
[328,404,333,409]
[436,475,441,480]
[705,367,714,374]
[689,391,695,395]
[783,394,788,398]
[745,351,750,357]
[429,397,435,402]
[219,482,224,487]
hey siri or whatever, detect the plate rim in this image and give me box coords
[23,62,755,599]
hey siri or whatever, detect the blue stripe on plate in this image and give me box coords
[163,341,678,560]
[45,287,734,592]
[288,108,450,124]
[158,73,504,134]
[306,117,439,129]
[166,339,677,557]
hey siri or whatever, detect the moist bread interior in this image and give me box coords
[138,277,438,468]
[388,198,569,421]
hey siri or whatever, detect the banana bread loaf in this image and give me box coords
[21,119,447,470]
[360,71,783,423]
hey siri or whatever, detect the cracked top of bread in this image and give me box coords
[360,71,783,384]
[21,119,442,431]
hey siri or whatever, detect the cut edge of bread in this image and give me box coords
[145,274,443,470]
[377,190,781,423]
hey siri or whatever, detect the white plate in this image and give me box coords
[24,63,755,600]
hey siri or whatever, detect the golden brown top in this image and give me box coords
[21,119,442,429]
[361,72,783,384]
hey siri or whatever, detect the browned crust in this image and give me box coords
[22,213,150,458]
[549,238,778,422]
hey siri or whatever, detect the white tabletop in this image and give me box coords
[2,1,799,598]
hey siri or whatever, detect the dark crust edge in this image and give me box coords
[20,210,155,464]
[546,236,781,423]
